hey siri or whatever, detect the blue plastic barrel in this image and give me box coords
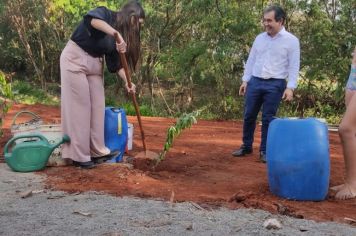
[104,107,128,162]
[266,118,330,201]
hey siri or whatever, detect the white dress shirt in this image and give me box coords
[242,27,300,89]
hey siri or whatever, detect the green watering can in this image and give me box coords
[4,134,70,172]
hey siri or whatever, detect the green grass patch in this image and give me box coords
[120,102,155,117]
[12,80,59,105]
[105,95,157,117]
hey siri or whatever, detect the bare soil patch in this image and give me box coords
[1,104,355,225]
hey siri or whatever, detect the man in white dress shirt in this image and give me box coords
[232,5,300,162]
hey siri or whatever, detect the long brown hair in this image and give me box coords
[114,1,145,72]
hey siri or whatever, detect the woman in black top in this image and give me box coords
[60,1,145,168]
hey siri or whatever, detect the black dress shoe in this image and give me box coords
[232,145,252,157]
[73,161,96,169]
[259,152,266,163]
[92,150,120,163]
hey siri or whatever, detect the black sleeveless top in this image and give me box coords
[71,7,121,73]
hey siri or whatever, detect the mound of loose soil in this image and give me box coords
[1,104,355,224]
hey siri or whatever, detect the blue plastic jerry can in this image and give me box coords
[104,107,128,162]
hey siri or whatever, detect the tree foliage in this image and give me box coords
[0,70,13,136]
[0,0,355,121]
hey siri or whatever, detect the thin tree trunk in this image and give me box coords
[8,2,44,85]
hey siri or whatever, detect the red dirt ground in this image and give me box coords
[1,104,356,225]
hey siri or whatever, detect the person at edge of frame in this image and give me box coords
[331,47,356,200]
[60,1,145,169]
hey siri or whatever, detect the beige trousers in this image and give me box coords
[60,40,110,162]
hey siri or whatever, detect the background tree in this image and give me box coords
[0,0,355,122]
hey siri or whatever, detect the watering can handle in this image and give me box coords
[4,134,48,154]
[11,111,41,126]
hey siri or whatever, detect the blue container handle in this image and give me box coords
[109,107,123,113]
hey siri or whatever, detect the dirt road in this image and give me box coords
[1,104,356,230]
[1,163,356,236]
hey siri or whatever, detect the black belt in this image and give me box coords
[252,76,283,80]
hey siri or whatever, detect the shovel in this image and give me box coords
[114,33,158,160]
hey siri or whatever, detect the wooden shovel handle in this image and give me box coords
[114,32,147,152]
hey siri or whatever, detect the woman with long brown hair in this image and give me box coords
[60,1,145,169]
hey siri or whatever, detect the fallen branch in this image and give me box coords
[73,211,92,217]
[344,217,356,223]
[19,190,33,198]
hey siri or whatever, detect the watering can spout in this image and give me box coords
[50,134,70,151]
